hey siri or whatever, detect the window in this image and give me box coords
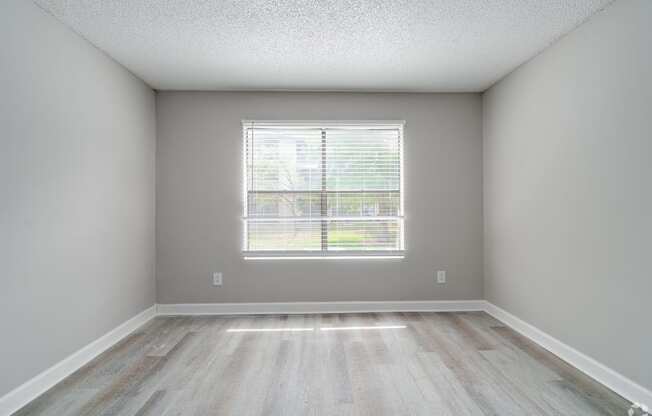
[243,121,404,259]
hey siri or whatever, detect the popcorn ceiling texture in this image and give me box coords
[34,0,613,91]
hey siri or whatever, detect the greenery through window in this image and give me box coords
[243,122,404,258]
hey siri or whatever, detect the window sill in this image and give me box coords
[242,251,405,260]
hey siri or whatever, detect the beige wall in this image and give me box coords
[0,0,156,396]
[484,0,652,391]
[156,92,483,304]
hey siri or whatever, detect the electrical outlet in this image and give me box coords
[212,272,223,286]
[436,270,446,284]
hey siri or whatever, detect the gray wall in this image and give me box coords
[484,0,652,392]
[0,0,156,397]
[156,92,483,303]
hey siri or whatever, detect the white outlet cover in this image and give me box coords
[212,272,223,286]
[437,270,446,283]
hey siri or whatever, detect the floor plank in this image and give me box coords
[12,312,632,416]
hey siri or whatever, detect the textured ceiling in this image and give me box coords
[34,0,613,91]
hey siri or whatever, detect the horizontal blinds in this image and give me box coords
[244,122,404,254]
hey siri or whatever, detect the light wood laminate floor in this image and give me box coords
[14,312,630,415]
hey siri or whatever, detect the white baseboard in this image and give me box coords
[156,300,485,316]
[0,305,157,416]
[484,302,652,408]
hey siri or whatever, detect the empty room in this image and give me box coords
[1,0,650,415]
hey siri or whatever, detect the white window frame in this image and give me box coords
[242,120,405,260]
